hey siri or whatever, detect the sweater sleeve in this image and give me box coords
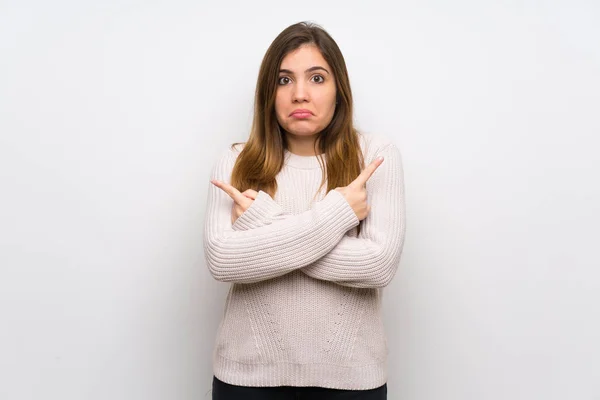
[202,148,360,284]
[301,143,406,288]
[230,190,289,231]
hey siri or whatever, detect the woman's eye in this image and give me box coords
[312,75,325,83]
[278,77,291,85]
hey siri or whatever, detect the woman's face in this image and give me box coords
[275,44,337,139]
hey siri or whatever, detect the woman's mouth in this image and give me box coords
[290,109,313,119]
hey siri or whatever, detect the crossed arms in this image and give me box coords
[202,143,406,288]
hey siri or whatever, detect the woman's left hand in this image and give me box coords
[211,180,257,224]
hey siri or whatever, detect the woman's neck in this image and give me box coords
[285,133,321,156]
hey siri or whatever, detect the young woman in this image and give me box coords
[203,21,405,400]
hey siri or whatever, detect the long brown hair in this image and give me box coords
[231,21,364,207]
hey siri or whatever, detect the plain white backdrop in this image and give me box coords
[1,0,599,399]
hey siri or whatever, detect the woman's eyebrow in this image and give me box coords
[279,66,330,75]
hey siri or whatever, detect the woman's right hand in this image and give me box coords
[334,156,384,221]
[210,179,258,224]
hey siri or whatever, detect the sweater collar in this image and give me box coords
[283,149,325,170]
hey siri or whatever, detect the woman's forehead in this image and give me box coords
[280,45,330,72]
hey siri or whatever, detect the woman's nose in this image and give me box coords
[292,82,309,103]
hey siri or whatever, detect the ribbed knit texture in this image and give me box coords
[203,132,406,390]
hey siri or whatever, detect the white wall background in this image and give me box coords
[1,0,599,399]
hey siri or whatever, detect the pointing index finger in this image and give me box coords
[349,156,384,188]
[211,179,245,203]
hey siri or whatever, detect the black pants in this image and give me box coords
[212,376,387,400]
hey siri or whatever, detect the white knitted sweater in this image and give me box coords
[203,132,406,390]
